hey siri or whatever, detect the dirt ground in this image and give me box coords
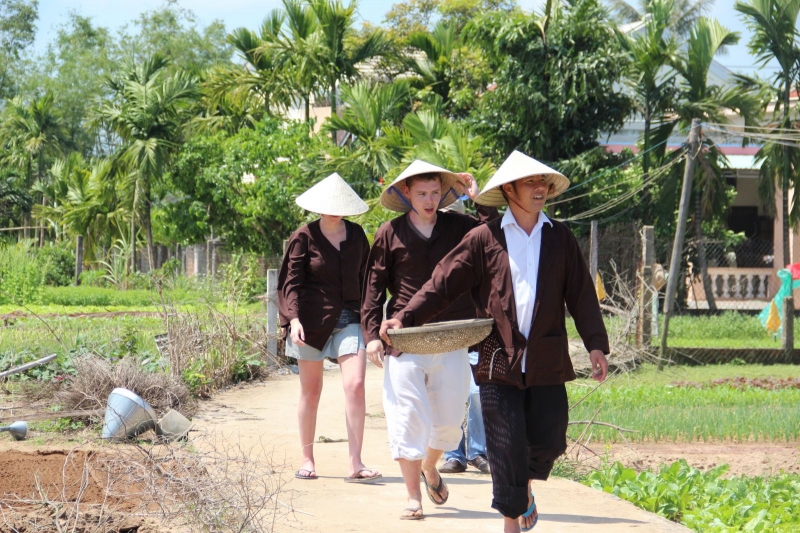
[0,448,166,532]
[192,363,691,533]
[588,442,800,477]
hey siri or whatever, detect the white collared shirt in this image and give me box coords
[501,209,552,373]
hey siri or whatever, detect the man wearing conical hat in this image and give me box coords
[380,151,610,532]
[361,160,498,520]
[278,172,382,484]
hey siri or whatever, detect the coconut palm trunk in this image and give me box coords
[695,188,717,310]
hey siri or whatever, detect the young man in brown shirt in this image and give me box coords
[362,160,496,520]
[381,151,610,532]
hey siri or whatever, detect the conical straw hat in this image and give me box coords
[379,160,464,213]
[475,151,569,207]
[295,172,368,216]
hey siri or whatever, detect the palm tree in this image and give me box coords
[205,12,292,118]
[308,0,391,141]
[270,0,326,122]
[0,94,67,241]
[98,54,197,272]
[610,0,716,37]
[407,21,459,105]
[670,17,762,309]
[321,80,410,190]
[736,0,800,293]
[618,0,680,178]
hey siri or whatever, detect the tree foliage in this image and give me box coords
[467,0,632,162]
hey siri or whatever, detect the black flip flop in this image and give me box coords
[420,471,449,505]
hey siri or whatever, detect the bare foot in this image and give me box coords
[519,492,537,530]
[400,501,424,520]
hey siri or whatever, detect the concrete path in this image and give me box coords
[193,364,691,533]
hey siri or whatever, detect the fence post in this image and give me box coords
[783,296,794,360]
[589,220,599,282]
[74,235,84,286]
[638,226,655,348]
[266,269,279,361]
[660,118,701,369]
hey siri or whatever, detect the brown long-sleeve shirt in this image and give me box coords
[278,220,370,351]
[394,217,609,388]
[361,206,498,344]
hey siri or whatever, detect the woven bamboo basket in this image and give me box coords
[387,318,494,355]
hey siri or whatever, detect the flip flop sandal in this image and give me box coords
[344,468,383,483]
[420,471,449,505]
[521,491,538,531]
[295,469,318,480]
[399,507,424,520]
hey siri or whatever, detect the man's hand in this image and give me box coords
[290,318,306,347]
[366,340,385,368]
[589,350,608,382]
[457,173,479,201]
[380,318,403,345]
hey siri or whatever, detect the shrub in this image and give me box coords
[79,268,106,287]
[0,240,48,304]
[56,354,196,417]
[34,242,75,286]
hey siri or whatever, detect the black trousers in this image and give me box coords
[479,382,569,518]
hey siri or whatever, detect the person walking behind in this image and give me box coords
[439,348,490,475]
[278,172,381,483]
[437,200,490,476]
[380,151,609,532]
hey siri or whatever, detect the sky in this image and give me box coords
[32,0,774,76]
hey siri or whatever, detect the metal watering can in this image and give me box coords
[0,421,27,441]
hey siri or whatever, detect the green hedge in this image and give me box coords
[39,286,199,307]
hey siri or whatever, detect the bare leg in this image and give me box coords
[338,350,373,477]
[298,359,324,474]
[420,447,448,501]
[398,458,423,516]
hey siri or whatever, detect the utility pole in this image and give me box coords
[659,118,701,369]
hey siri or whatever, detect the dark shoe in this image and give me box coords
[468,456,491,474]
[438,459,467,474]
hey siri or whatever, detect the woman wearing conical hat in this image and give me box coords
[380,151,610,532]
[278,172,381,483]
[361,160,498,520]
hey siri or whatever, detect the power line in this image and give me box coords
[560,150,686,222]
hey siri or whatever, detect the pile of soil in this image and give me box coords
[0,450,169,533]
[672,376,800,390]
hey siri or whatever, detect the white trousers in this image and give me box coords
[383,348,471,461]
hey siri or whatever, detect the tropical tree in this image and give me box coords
[320,80,411,194]
[664,18,762,309]
[407,21,458,104]
[308,0,391,140]
[97,53,197,272]
[270,0,326,122]
[736,0,800,284]
[466,0,632,162]
[618,0,680,178]
[609,0,715,37]
[0,93,67,241]
[205,13,290,118]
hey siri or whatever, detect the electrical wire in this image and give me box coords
[565,139,670,194]
[560,149,686,222]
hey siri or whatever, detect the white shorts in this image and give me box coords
[383,348,471,461]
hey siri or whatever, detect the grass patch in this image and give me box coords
[567,312,788,349]
[567,364,800,443]
[583,461,800,532]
